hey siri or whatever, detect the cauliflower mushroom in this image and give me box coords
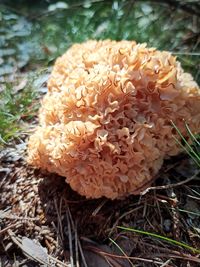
[27,40,200,199]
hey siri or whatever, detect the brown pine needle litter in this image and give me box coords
[1,141,200,266]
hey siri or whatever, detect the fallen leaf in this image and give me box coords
[22,237,48,265]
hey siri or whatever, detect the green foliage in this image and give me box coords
[31,1,200,83]
[118,226,200,254]
[0,9,32,76]
[0,78,39,145]
[0,0,199,143]
[1,1,199,80]
[171,121,200,168]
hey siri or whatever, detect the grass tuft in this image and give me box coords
[171,121,200,168]
[117,226,200,254]
[0,76,39,146]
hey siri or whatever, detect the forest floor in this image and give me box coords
[0,1,200,266]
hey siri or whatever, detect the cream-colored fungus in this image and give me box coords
[28,40,200,199]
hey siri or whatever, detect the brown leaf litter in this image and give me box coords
[0,142,200,266]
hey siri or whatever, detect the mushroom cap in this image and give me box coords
[27,40,200,199]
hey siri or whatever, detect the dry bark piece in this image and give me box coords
[27,40,200,199]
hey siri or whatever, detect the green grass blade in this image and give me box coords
[117,226,200,254]
[171,121,200,166]
[185,122,200,147]
[173,135,200,167]
[177,208,200,217]
[171,121,191,149]
[171,121,200,159]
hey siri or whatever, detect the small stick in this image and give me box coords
[65,202,88,267]
[0,222,22,236]
[75,222,79,267]
[66,208,74,267]
[141,171,200,195]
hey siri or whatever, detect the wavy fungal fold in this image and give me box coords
[27,40,200,199]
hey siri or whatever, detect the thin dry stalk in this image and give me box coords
[92,199,108,216]
[85,245,167,265]
[108,206,143,236]
[74,222,80,267]
[141,171,200,195]
[65,203,88,267]
[0,222,22,235]
[66,207,74,267]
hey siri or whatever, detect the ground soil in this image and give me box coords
[0,142,200,266]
